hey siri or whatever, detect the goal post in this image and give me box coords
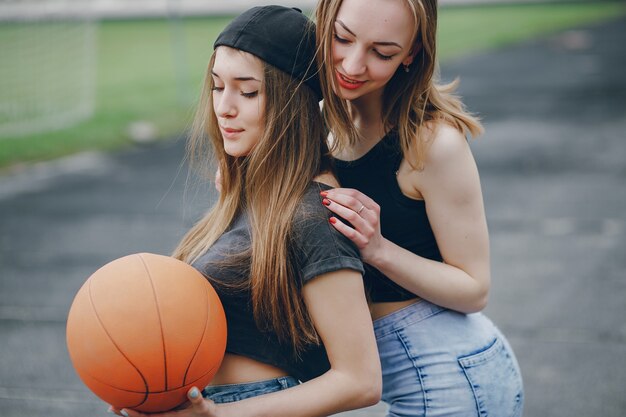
[0,0,97,139]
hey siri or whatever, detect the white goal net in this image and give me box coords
[0,0,97,139]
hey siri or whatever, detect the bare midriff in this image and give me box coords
[211,298,424,386]
[370,297,422,321]
[209,353,289,385]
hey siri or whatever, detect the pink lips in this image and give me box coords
[220,126,244,139]
[336,70,366,90]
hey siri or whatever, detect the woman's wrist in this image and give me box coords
[367,237,393,270]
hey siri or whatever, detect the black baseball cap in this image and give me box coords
[214,5,322,100]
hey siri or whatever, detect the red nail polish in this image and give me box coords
[320,191,328,197]
[329,217,337,224]
[322,198,331,206]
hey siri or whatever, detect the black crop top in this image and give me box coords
[192,182,364,382]
[334,131,443,302]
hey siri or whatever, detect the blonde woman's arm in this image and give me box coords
[323,124,490,313]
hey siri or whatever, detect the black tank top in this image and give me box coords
[334,131,443,302]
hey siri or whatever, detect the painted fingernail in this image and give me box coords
[120,409,129,417]
[329,217,337,224]
[189,387,200,399]
[322,198,331,206]
[320,191,328,197]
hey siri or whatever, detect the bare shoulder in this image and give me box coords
[418,122,475,175]
[427,122,468,160]
[314,171,340,188]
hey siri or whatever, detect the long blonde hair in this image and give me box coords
[173,50,330,353]
[315,0,483,169]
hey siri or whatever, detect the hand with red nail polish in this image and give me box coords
[321,188,387,265]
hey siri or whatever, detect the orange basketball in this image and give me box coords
[66,253,227,412]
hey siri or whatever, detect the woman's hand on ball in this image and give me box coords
[186,387,220,416]
[107,387,220,417]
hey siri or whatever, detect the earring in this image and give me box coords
[403,64,410,73]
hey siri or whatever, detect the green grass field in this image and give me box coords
[0,2,624,170]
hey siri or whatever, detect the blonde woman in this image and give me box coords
[111,6,380,417]
[315,0,523,415]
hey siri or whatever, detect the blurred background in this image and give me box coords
[1,1,625,416]
[1,0,623,170]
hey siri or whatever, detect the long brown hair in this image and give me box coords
[315,0,483,169]
[173,49,329,353]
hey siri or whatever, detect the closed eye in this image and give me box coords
[374,50,395,61]
[241,91,258,98]
[333,33,350,44]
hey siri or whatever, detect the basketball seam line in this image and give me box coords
[182,283,211,385]
[74,363,220,394]
[87,277,149,407]
[139,253,169,392]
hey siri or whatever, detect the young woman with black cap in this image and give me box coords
[110,6,381,417]
[315,0,524,416]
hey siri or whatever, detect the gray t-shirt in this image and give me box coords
[192,182,364,382]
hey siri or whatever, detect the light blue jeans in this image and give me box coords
[201,376,299,404]
[375,300,523,417]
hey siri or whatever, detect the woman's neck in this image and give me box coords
[343,91,387,159]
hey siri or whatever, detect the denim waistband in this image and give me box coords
[202,376,299,403]
[373,299,446,339]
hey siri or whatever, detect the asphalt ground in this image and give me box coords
[1,16,625,417]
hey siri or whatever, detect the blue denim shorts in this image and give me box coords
[201,376,300,404]
[374,300,524,417]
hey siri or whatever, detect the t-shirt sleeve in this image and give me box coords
[292,183,364,284]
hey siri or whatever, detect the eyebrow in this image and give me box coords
[210,70,261,82]
[335,20,403,49]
